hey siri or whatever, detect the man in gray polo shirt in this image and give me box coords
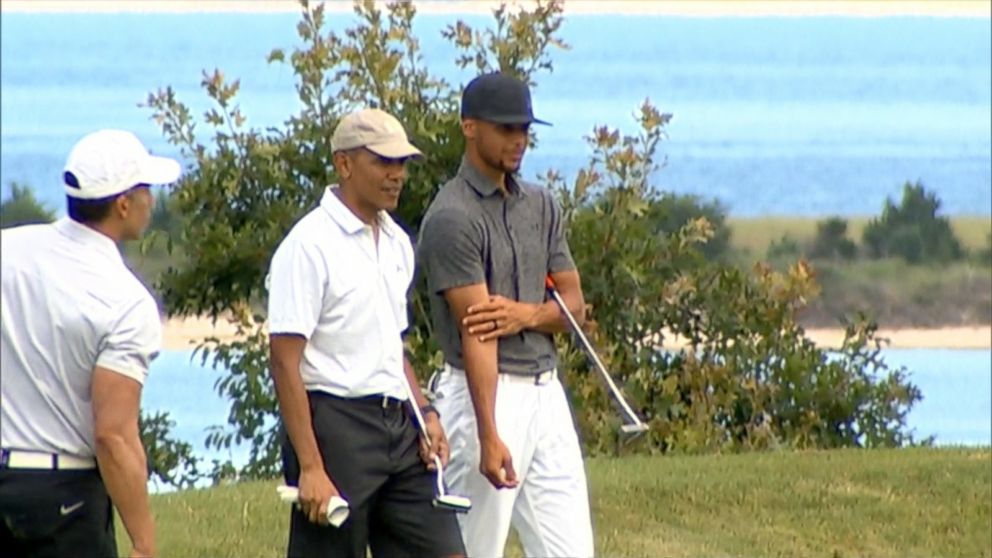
[418,72,595,558]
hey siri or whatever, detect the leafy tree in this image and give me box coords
[809,216,857,261]
[979,232,992,264]
[862,181,963,264]
[644,194,731,261]
[145,0,922,480]
[1,182,56,228]
[139,411,203,490]
[549,106,921,453]
[766,234,802,263]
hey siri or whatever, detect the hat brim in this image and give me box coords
[137,155,182,185]
[366,141,423,160]
[64,155,181,200]
[470,114,552,126]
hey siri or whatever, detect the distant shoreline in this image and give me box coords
[162,315,991,351]
[3,0,990,18]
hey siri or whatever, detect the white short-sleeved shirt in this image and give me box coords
[267,187,414,399]
[1,218,162,458]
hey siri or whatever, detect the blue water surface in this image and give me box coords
[2,13,990,216]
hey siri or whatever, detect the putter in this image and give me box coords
[275,485,350,528]
[545,276,650,438]
[400,376,472,513]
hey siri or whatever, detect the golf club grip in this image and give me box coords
[545,280,646,428]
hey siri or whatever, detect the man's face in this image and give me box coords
[118,184,154,240]
[467,120,530,174]
[340,148,409,213]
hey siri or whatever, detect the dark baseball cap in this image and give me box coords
[460,72,551,126]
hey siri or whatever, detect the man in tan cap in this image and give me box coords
[267,108,465,557]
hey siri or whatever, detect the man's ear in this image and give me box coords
[333,151,352,180]
[461,119,476,141]
[113,192,131,218]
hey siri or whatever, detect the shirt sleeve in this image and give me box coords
[96,295,161,384]
[418,208,487,294]
[266,235,327,338]
[547,193,576,273]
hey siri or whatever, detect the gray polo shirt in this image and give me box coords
[418,157,575,375]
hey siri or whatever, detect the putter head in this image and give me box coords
[434,493,473,512]
[431,455,472,513]
[619,423,649,442]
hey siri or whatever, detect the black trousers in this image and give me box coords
[282,391,465,558]
[0,468,116,558]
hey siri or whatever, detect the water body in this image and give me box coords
[2,13,989,216]
[144,346,991,475]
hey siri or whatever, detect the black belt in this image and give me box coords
[310,391,407,410]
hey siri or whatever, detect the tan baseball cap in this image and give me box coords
[63,129,181,200]
[331,109,423,159]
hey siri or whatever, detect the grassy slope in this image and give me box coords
[120,448,991,557]
[728,215,991,257]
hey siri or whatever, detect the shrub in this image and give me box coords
[862,181,963,264]
[809,216,857,261]
[1,182,55,228]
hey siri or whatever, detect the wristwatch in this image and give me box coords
[420,403,440,418]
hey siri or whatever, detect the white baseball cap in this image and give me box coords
[330,109,423,159]
[63,129,182,200]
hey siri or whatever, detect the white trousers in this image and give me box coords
[432,366,594,558]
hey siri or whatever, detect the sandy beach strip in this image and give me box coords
[3,0,989,17]
[162,315,991,351]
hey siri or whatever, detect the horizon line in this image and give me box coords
[2,1,990,18]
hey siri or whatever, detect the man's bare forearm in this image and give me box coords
[527,300,580,334]
[529,270,586,333]
[96,433,155,554]
[461,337,500,442]
[271,338,323,471]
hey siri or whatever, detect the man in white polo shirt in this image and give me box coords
[267,108,465,558]
[0,129,180,557]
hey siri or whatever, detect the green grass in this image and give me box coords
[729,215,991,256]
[119,448,991,557]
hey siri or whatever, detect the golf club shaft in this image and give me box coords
[400,374,432,449]
[545,279,646,430]
[399,372,465,505]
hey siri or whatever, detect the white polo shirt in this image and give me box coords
[267,187,414,400]
[1,218,162,458]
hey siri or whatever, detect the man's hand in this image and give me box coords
[479,436,519,489]
[298,466,341,525]
[464,295,538,341]
[419,413,450,469]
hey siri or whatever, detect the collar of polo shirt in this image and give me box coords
[458,156,526,198]
[55,217,124,263]
[319,186,399,237]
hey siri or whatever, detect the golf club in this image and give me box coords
[545,276,650,438]
[400,375,472,513]
[275,485,350,528]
